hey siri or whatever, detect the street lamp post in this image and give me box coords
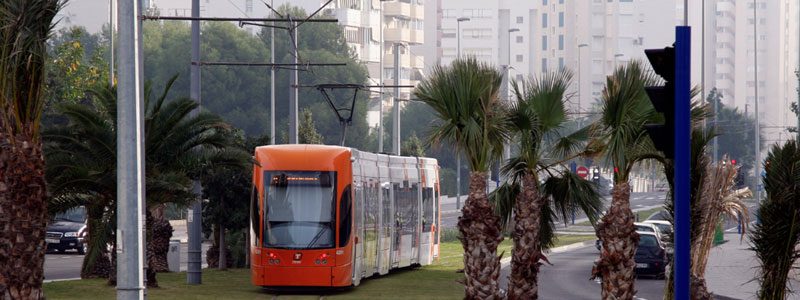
[455,16,469,210]
[577,43,588,118]
[503,28,519,164]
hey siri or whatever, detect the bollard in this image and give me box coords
[168,239,181,272]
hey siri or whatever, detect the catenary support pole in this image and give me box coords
[270,0,275,145]
[392,43,401,155]
[116,0,145,298]
[289,17,299,144]
[187,0,203,285]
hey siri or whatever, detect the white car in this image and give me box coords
[643,220,674,245]
[634,222,664,243]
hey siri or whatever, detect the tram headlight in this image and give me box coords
[315,253,329,265]
[267,252,280,265]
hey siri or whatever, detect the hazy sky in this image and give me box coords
[58,0,322,33]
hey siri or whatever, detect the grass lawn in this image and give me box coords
[43,235,595,299]
[575,206,664,227]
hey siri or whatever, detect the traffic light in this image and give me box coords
[731,159,736,166]
[644,46,676,159]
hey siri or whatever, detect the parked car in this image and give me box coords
[46,207,88,254]
[634,231,668,278]
[646,209,671,222]
[634,222,664,242]
[644,220,674,248]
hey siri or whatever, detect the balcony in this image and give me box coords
[382,53,412,68]
[384,2,411,17]
[385,28,423,44]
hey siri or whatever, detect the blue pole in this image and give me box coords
[674,26,691,300]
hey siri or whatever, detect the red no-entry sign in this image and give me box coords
[576,166,589,179]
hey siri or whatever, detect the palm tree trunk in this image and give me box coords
[0,136,49,299]
[81,207,112,278]
[219,224,227,270]
[458,172,503,300]
[592,182,638,300]
[507,173,544,299]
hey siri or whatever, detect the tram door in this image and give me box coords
[352,175,364,286]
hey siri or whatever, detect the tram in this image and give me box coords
[250,144,441,288]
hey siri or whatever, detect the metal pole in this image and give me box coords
[116,0,145,297]
[270,0,275,145]
[753,0,761,203]
[289,17,299,144]
[674,25,691,300]
[187,0,202,285]
[109,0,115,86]
[392,43,401,155]
[378,0,384,152]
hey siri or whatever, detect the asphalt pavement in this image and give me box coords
[440,191,668,229]
[498,243,665,300]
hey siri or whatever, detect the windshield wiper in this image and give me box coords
[305,224,330,249]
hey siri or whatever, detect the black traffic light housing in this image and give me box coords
[644,46,675,159]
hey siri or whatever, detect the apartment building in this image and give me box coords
[690,0,800,145]
[425,0,673,114]
[326,0,425,129]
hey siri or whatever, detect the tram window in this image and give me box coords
[339,185,353,247]
[422,187,433,229]
[264,171,336,249]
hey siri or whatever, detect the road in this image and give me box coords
[499,244,665,300]
[44,242,209,281]
[441,192,668,229]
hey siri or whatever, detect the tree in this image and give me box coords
[0,0,62,298]
[44,26,109,111]
[706,87,763,188]
[299,108,324,144]
[401,132,425,157]
[414,57,509,299]
[589,61,661,300]
[203,134,269,269]
[751,139,800,300]
[45,77,249,285]
[493,70,604,299]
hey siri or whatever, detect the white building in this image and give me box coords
[425,0,675,114]
[324,0,425,130]
[688,0,799,146]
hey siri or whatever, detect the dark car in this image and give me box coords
[634,231,667,278]
[46,207,87,254]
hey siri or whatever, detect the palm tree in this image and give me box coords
[589,61,660,300]
[491,69,604,299]
[414,57,509,299]
[45,77,249,284]
[751,139,800,300]
[0,0,62,298]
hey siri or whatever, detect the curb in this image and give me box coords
[500,240,594,268]
[44,277,81,283]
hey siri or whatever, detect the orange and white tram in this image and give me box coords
[250,145,441,288]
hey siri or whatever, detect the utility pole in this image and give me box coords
[270,0,275,145]
[289,17,299,144]
[116,0,145,297]
[753,0,761,203]
[392,43,402,155]
[187,0,203,285]
[109,0,115,86]
[455,17,469,210]
[378,0,384,153]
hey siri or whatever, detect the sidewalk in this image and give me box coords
[703,233,800,300]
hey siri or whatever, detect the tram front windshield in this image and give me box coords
[265,171,336,249]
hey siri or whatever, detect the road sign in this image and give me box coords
[576,166,589,179]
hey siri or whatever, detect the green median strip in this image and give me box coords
[43,235,595,299]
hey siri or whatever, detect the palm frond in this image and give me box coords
[542,171,605,227]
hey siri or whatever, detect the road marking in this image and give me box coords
[43,277,81,283]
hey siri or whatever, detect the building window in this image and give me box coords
[558,35,564,50]
[542,36,548,50]
[542,58,548,73]
[558,12,564,27]
[516,16,524,24]
[558,57,564,69]
[543,0,548,4]
[559,0,564,3]
[516,74,524,81]
[516,54,523,62]
[516,36,523,43]
[542,13,548,28]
